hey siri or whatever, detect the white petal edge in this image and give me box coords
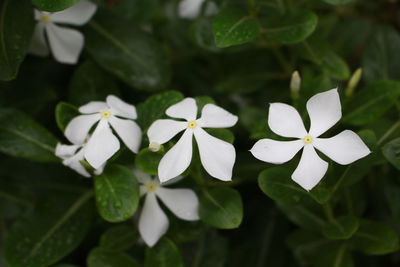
[139,193,169,247]
[194,127,235,181]
[79,101,108,114]
[133,169,152,185]
[178,0,206,19]
[250,139,304,164]
[62,149,91,177]
[156,188,199,221]
[84,119,120,169]
[292,145,328,191]
[313,130,371,165]
[64,114,100,145]
[106,95,137,119]
[109,116,142,153]
[46,24,84,64]
[158,129,193,183]
[197,104,238,128]
[166,98,197,121]
[50,0,97,26]
[55,143,80,158]
[147,119,187,144]
[307,88,342,137]
[29,23,49,57]
[268,103,307,138]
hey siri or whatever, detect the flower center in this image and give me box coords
[39,14,51,24]
[188,120,197,129]
[101,110,111,118]
[146,183,157,192]
[303,135,313,144]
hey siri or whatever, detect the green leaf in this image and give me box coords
[135,148,163,175]
[206,128,235,144]
[55,102,80,132]
[191,17,219,52]
[112,0,158,22]
[322,50,350,80]
[85,10,170,90]
[0,108,58,162]
[0,0,34,80]
[145,238,184,267]
[68,61,120,106]
[94,165,140,222]
[199,187,243,229]
[100,225,138,251]
[382,137,400,170]
[322,215,359,240]
[343,80,400,125]
[32,0,79,12]
[136,91,184,130]
[313,244,354,267]
[88,247,139,267]
[322,0,355,5]
[262,8,318,44]
[258,167,312,204]
[213,8,259,48]
[4,191,93,267]
[348,220,399,255]
[277,202,325,232]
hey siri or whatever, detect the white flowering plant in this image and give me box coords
[0,0,400,266]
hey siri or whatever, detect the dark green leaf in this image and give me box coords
[277,202,325,232]
[322,0,355,5]
[99,225,138,251]
[382,137,400,170]
[322,50,350,80]
[322,215,359,240]
[145,238,184,267]
[88,247,139,267]
[314,244,354,267]
[135,148,163,175]
[55,102,79,132]
[32,0,79,12]
[206,128,234,144]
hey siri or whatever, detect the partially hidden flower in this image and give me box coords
[178,0,218,19]
[136,170,199,247]
[65,95,142,169]
[29,0,97,64]
[250,89,371,191]
[147,98,238,183]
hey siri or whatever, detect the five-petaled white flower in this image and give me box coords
[178,0,218,19]
[29,0,97,64]
[136,170,199,247]
[147,98,238,183]
[250,89,371,191]
[65,95,142,169]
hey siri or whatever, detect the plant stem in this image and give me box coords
[377,120,400,146]
[323,203,335,223]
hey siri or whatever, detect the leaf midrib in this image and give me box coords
[218,16,252,45]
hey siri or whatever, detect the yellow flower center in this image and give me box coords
[188,120,197,129]
[146,183,157,192]
[303,135,313,144]
[39,14,51,24]
[101,111,111,118]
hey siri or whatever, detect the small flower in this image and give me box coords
[65,95,142,169]
[135,170,199,247]
[250,89,371,191]
[29,0,97,64]
[178,0,218,19]
[147,98,238,183]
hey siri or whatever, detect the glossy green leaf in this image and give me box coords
[0,0,34,80]
[88,247,139,267]
[100,225,138,251]
[85,10,170,90]
[55,102,79,132]
[32,0,79,12]
[94,165,140,222]
[0,108,58,162]
[145,238,184,267]
[213,8,259,48]
[382,137,400,170]
[263,9,318,44]
[135,148,163,175]
[199,187,243,229]
[322,215,359,240]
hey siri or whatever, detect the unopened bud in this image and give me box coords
[345,68,362,97]
[149,142,161,152]
[290,71,301,100]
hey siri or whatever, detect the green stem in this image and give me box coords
[377,120,400,146]
[332,165,351,194]
[323,203,335,223]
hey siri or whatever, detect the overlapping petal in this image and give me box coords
[62,149,91,177]
[156,188,199,220]
[166,98,197,121]
[109,116,141,153]
[268,103,307,138]
[314,130,371,165]
[55,143,80,158]
[107,95,137,119]
[250,139,304,164]
[147,119,187,144]
[79,101,108,114]
[197,104,238,128]
[65,114,100,144]
[29,23,49,57]
[194,127,235,181]
[50,0,97,26]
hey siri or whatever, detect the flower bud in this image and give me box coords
[149,142,161,152]
[290,71,301,100]
[345,68,362,97]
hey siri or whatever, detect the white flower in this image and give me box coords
[65,95,142,169]
[135,170,199,247]
[55,142,104,177]
[250,89,371,191]
[147,98,238,183]
[29,0,97,64]
[178,0,218,19]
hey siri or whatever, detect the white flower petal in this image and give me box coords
[94,163,106,176]
[79,101,108,114]
[292,145,328,191]
[194,127,235,181]
[46,24,84,64]
[84,120,120,169]
[106,95,137,119]
[62,149,91,177]
[29,23,49,57]
[156,188,199,221]
[133,169,152,184]
[314,130,371,165]
[158,130,193,183]
[65,114,100,145]
[147,119,187,144]
[197,104,238,128]
[109,116,142,153]
[250,139,304,164]
[178,0,206,19]
[268,103,307,138]
[55,143,80,158]
[166,98,197,121]
[140,185,147,197]
[307,89,342,137]
[50,0,97,26]
[139,193,169,247]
